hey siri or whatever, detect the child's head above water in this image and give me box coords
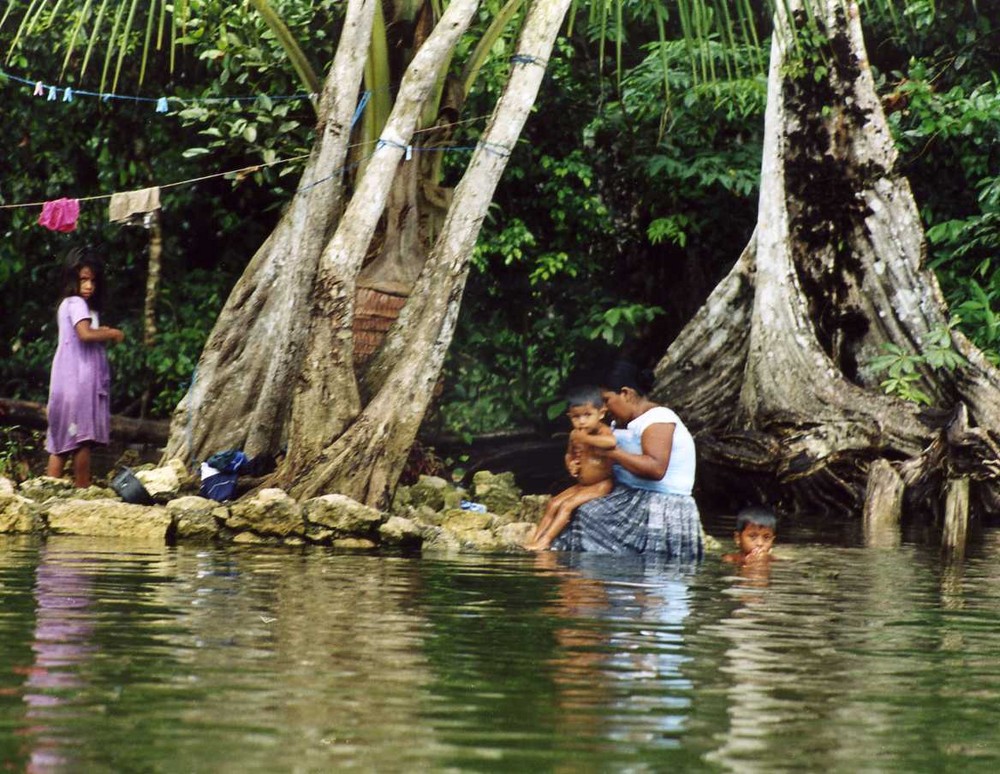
[733,506,777,559]
[565,385,606,433]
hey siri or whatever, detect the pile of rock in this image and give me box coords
[0,463,542,554]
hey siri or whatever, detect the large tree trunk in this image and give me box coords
[162,0,377,464]
[283,0,482,475]
[285,0,575,504]
[655,0,1000,517]
[167,0,573,504]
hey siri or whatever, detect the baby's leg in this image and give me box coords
[529,480,613,550]
[529,487,577,544]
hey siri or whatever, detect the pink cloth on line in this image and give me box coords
[38,198,80,232]
[45,296,111,455]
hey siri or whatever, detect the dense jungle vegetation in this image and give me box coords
[1,2,997,446]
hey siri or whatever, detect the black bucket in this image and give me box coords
[110,467,154,505]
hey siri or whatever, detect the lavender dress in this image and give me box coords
[45,296,111,455]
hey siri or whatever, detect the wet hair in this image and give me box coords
[566,385,604,410]
[603,359,655,396]
[59,246,106,312]
[735,506,777,533]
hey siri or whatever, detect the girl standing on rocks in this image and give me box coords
[45,247,125,488]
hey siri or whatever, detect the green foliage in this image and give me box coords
[0,426,42,482]
[868,320,967,406]
[878,8,1000,364]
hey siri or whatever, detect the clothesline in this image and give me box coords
[0,66,315,111]
[0,110,503,213]
[0,152,313,211]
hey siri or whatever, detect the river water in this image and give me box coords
[2,521,1000,772]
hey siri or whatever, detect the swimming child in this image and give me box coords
[722,506,777,564]
[45,247,125,488]
[526,386,616,551]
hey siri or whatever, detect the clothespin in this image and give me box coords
[102,93,112,102]
[63,87,73,103]
[47,85,57,101]
[156,96,169,113]
[33,81,44,96]
[405,145,413,161]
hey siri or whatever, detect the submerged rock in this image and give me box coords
[46,498,172,541]
[379,515,423,548]
[166,496,221,541]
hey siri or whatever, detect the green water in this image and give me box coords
[2,526,1000,772]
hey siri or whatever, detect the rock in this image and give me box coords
[421,525,463,554]
[303,494,382,537]
[166,496,220,541]
[411,505,445,527]
[306,526,335,543]
[232,531,280,545]
[441,509,492,532]
[64,485,117,501]
[45,499,172,541]
[135,462,183,502]
[496,522,535,549]
[519,495,549,524]
[379,515,423,547]
[457,528,504,553]
[702,531,723,554]
[471,471,522,516]
[225,488,304,538]
[332,537,377,550]
[0,493,41,533]
[391,486,413,513]
[407,475,451,511]
[18,476,75,502]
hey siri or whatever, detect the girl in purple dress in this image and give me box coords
[45,248,125,487]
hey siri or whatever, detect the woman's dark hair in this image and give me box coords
[59,246,106,312]
[603,359,655,395]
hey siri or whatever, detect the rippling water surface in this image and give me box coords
[3,527,1000,772]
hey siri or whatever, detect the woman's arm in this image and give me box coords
[607,423,674,480]
[74,319,125,344]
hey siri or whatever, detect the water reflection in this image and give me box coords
[540,553,696,759]
[5,535,1000,770]
[19,544,96,772]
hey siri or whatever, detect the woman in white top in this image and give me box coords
[550,360,702,559]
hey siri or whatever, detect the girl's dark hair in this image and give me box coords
[60,246,106,312]
[603,359,655,395]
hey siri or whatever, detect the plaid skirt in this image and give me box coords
[549,485,703,560]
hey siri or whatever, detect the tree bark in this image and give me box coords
[654,0,1000,516]
[162,0,377,465]
[284,0,482,477]
[286,0,575,504]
